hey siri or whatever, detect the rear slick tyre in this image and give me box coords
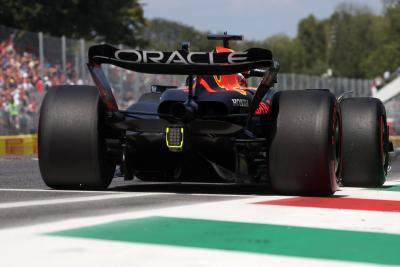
[268,90,338,195]
[38,85,116,190]
[340,97,388,187]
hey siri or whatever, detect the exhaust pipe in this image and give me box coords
[170,100,198,121]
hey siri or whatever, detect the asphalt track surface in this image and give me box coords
[0,155,293,229]
[0,156,257,229]
[1,154,400,266]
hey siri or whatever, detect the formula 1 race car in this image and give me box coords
[38,34,391,195]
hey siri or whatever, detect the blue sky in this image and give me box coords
[141,0,383,40]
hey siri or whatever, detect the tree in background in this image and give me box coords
[260,34,304,74]
[0,0,146,47]
[329,3,383,77]
[362,2,400,78]
[363,0,400,77]
[296,15,328,75]
[1,0,399,79]
[261,2,400,79]
[382,0,400,8]
[143,18,216,51]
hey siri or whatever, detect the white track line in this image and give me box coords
[0,196,263,234]
[0,188,126,194]
[0,192,160,209]
[0,188,260,198]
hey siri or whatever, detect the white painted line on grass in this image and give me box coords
[0,192,160,209]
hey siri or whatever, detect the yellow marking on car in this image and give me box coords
[166,127,184,152]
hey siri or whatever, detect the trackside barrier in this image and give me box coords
[0,135,37,155]
[390,136,400,148]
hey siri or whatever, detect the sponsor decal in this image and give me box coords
[114,50,249,65]
[0,135,37,155]
[5,139,23,154]
[231,98,249,107]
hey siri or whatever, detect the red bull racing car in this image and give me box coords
[38,34,391,195]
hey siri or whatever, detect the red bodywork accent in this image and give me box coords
[87,63,118,111]
[255,100,271,115]
[197,77,216,92]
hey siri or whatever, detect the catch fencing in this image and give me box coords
[248,74,371,97]
[0,24,380,136]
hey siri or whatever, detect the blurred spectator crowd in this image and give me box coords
[0,35,68,134]
[0,33,182,135]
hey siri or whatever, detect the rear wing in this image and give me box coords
[88,44,273,75]
[87,44,278,113]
